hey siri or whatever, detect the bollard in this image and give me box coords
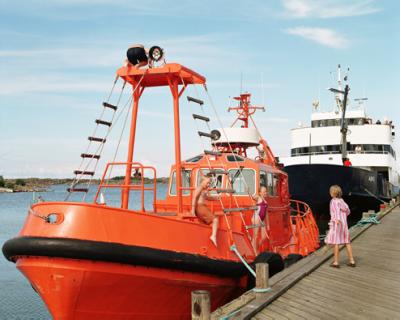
[191,290,210,320]
[255,262,269,290]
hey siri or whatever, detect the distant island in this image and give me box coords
[0,176,169,193]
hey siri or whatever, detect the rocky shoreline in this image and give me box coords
[0,177,168,193]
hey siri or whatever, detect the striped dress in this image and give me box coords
[325,198,351,245]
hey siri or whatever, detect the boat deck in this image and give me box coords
[212,204,400,319]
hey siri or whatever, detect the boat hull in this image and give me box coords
[2,202,253,319]
[284,164,385,231]
[16,256,243,320]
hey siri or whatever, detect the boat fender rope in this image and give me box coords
[230,244,256,278]
[356,214,381,226]
[28,208,49,222]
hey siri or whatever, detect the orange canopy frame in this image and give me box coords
[116,63,206,212]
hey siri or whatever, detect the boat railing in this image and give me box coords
[94,162,157,212]
[289,199,319,255]
[292,150,391,157]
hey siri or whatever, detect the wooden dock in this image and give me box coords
[212,204,400,320]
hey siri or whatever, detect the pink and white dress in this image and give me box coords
[325,198,351,245]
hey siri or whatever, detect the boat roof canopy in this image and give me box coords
[117,63,206,87]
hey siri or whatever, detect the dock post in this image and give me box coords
[191,290,210,320]
[256,262,269,290]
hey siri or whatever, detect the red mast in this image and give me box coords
[225,93,278,168]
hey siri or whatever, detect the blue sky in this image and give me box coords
[0,0,399,178]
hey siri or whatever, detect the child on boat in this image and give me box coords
[192,175,220,247]
[251,186,269,254]
[325,185,356,268]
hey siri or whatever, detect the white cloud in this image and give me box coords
[285,27,349,48]
[282,0,380,18]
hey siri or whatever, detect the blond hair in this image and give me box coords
[329,185,342,198]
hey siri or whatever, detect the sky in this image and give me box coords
[0,0,399,178]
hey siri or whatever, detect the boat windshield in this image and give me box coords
[169,170,191,195]
[228,169,255,195]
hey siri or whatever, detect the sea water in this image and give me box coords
[0,184,168,319]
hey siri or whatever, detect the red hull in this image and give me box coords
[18,257,244,320]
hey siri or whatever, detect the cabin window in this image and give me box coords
[228,169,255,195]
[185,155,203,163]
[266,173,274,196]
[260,171,268,189]
[266,173,279,196]
[169,170,191,196]
[196,169,224,195]
[273,174,279,196]
[227,154,245,162]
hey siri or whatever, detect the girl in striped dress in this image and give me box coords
[325,185,356,268]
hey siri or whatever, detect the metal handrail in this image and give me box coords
[94,162,157,212]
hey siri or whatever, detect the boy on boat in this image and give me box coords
[192,175,220,247]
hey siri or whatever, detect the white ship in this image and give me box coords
[281,65,399,224]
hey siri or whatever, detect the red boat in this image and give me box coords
[3,46,319,319]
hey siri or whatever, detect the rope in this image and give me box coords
[355,213,381,227]
[189,85,260,254]
[201,85,263,247]
[28,208,48,221]
[230,244,256,277]
[67,72,146,201]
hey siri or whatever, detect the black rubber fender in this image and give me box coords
[284,253,303,268]
[247,251,284,288]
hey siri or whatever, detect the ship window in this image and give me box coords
[266,173,274,196]
[169,170,191,196]
[228,169,255,195]
[227,154,245,162]
[196,169,224,195]
[185,155,203,163]
[272,174,279,196]
[260,171,268,188]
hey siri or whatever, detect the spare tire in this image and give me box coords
[284,253,303,268]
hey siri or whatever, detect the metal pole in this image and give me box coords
[122,84,141,209]
[170,77,183,214]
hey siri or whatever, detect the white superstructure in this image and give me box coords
[281,66,399,189]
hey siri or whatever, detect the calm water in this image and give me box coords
[0,184,167,319]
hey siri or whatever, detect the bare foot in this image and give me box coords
[210,236,217,247]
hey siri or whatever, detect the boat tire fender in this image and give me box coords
[284,253,303,268]
[247,251,284,289]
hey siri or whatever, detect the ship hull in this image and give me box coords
[284,164,387,231]
[16,256,242,320]
[2,202,253,319]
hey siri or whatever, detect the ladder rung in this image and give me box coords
[88,136,106,143]
[208,169,228,175]
[74,170,95,176]
[81,153,100,159]
[192,114,209,122]
[187,96,204,105]
[214,188,235,194]
[67,187,89,193]
[95,119,112,127]
[103,102,118,111]
[245,223,265,230]
[223,206,259,213]
[204,150,222,156]
[198,131,213,138]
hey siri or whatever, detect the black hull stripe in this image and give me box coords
[2,237,247,278]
